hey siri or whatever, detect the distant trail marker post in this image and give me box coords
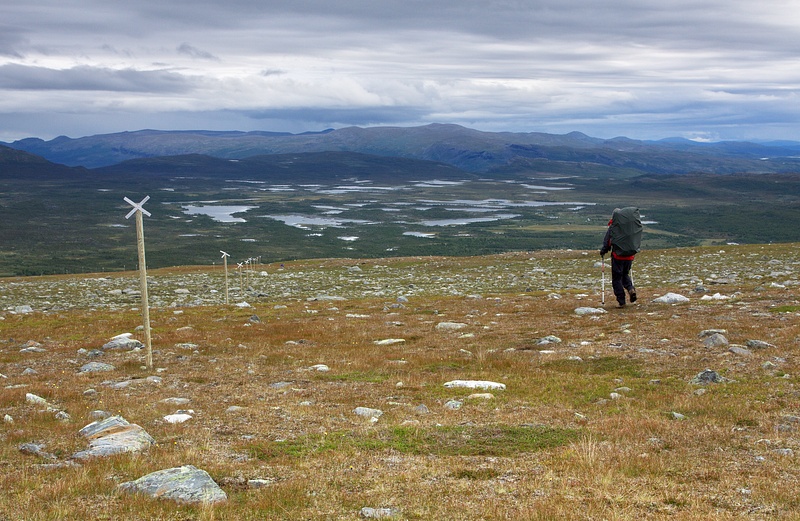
[220,251,230,305]
[124,196,153,370]
[237,262,244,297]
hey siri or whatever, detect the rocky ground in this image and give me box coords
[2,244,800,519]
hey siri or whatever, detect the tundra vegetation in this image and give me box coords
[2,243,800,519]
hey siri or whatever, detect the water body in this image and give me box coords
[183,205,258,223]
[420,213,521,226]
[263,214,372,229]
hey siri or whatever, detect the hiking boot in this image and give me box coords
[617,298,626,308]
[629,290,637,303]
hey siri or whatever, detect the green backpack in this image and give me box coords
[609,207,642,257]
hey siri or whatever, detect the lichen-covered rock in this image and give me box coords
[72,415,155,460]
[118,465,227,504]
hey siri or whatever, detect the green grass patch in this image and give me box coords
[319,371,389,383]
[770,305,800,313]
[540,356,642,378]
[246,424,580,460]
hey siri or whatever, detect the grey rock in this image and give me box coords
[729,345,753,357]
[79,362,116,373]
[413,404,430,415]
[746,340,775,349]
[22,368,37,376]
[702,333,729,348]
[574,307,606,315]
[691,369,732,385]
[72,415,155,460]
[354,407,383,419]
[103,337,144,351]
[360,507,398,518]
[537,335,562,345]
[436,321,468,330]
[19,442,57,460]
[161,397,191,405]
[652,293,690,304]
[698,329,727,338]
[118,465,227,504]
[444,399,463,410]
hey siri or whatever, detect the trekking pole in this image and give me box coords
[601,255,606,306]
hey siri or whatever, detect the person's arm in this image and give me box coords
[599,227,611,256]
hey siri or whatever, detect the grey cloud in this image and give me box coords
[177,43,219,61]
[0,64,192,92]
[241,106,431,127]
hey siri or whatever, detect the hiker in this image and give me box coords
[599,207,642,307]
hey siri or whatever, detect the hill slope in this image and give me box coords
[6,124,800,174]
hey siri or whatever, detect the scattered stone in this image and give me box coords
[436,322,468,331]
[444,399,463,410]
[4,414,13,423]
[746,340,775,349]
[72,415,155,460]
[164,413,193,424]
[773,448,794,457]
[247,478,276,489]
[249,315,261,323]
[88,410,110,420]
[19,442,57,460]
[360,507,398,518]
[467,393,494,400]
[700,292,729,300]
[413,404,430,415]
[653,293,689,304]
[79,362,116,373]
[226,406,246,414]
[310,364,330,372]
[536,335,562,345]
[374,338,406,346]
[574,307,606,315]
[22,368,37,376]
[354,407,383,419]
[698,329,727,338]
[671,412,687,421]
[103,335,144,351]
[691,369,732,385]
[729,345,753,357]
[55,411,71,422]
[443,380,506,390]
[118,465,227,505]
[26,393,57,411]
[702,333,729,348]
[14,305,34,314]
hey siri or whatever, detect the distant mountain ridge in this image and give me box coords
[4,123,800,175]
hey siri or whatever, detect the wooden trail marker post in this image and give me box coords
[220,251,230,305]
[124,196,153,370]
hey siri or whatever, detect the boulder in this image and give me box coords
[118,465,227,505]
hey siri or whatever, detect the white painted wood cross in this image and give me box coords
[220,250,230,305]
[237,262,244,297]
[124,196,153,370]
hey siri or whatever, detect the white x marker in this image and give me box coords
[220,250,230,259]
[124,196,152,219]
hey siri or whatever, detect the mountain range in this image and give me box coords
[4,123,800,175]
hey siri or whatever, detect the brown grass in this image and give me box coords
[2,244,800,519]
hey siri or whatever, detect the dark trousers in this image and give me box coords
[611,257,634,304]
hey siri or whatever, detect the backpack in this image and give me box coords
[609,207,642,257]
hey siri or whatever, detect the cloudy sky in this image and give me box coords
[2,0,799,142]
